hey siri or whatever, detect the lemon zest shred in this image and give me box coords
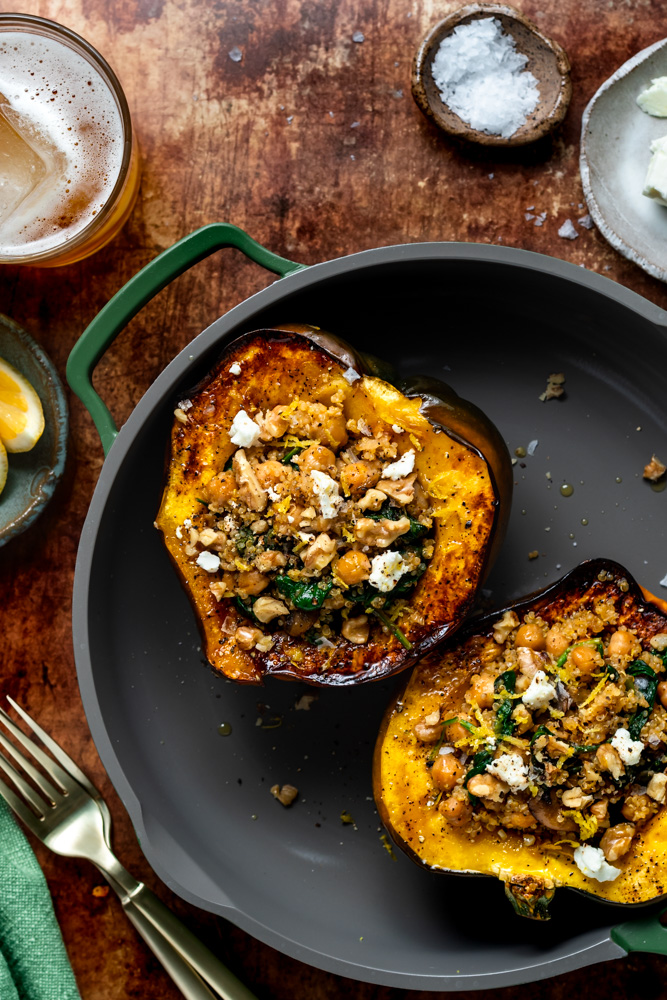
[500,734,530,750]
[578,674,609,709]
[562,810,598,840]
[271,494,292,515]
[332,573,349,591]
[546,839,580,850]
[409,433,423,451]
[281,398,301,418]
[234,558,252,572]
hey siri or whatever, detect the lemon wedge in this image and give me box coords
[0,356,45,453]
[0,437,7,496]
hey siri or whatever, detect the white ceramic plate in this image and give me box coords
[581,37,667,282]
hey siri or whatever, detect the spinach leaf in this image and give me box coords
[627,659,658,740]
[276,575,333,610]
[235,595,261,625]
[493,670,517,737]
[464,749,495,801]
[364,501,428,546]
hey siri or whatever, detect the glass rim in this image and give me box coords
[0,12,134,263]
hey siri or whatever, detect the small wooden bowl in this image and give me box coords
[412,3,572,147]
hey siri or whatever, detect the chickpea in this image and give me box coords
[657,680,667,709]
[607,629,633,658]
[596,744,624,780]
[503,811,537,831]
[254,460,286,489]
[341,614,369,645]
[254,549,287,574]
[237,569,270,596]
[599,822,635,863]
[414,712,442,743]
[569,643,602,676]
[466,672,496,709]
[515,623,546,651]
[438,792,473,827]
[340,460,380,496]
[546,626,570,658]
[445,720,472,744]
[296,445,337,476]
[480,641,504,664]
[431,754,465,792]
[235,625,263,650]
[204,470,236,506]
[336,550,371,586]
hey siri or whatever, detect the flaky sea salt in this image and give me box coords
[431,17,539,138]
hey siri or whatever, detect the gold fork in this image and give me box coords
[0,698,258,1000]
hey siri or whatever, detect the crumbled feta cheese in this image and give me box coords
[229,362,242,375]
[368,550,410,593]
[229,409,261,447]
[267,486,280,501]
[391,424,404,434]
[310,470,342,519]
[485,753,529,791]
[610,727,644,766]
[343,366,361,384]
[573,845,621,882]
[196,551,221,573]
[438,746,455,755]
[177,398,193,411]
[637,77,667,116]
[184,519,192,528]
[382,449,415,480]
[522,670,557,712]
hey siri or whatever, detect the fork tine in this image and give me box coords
[6,696,100,798]
[0,748,49,818]
[0,705,78,797]
[0,728,62,805]
[0,772,43,828]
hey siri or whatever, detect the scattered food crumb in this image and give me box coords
[534,211,547,227]
[539,372,565,402]
[341,810,357,827]
[352,30,365,42]
[514,446,526,458]
[578,213,593,229]
[528,550,539,560]
[644,454,666,482]
[488,172,494,179]
[380,833,396,860]
[92,885,109,898]
[527,439,538,455]
[271,784,298,807]
[229,362,241,375]
[558,219,578,240]
[228,46,243,62]
[294,693,318,711]
[661,573,667,588]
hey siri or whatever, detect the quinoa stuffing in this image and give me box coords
[415,602,667,883]
[176,394,437,652]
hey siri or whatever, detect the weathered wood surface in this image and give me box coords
[2,0,667,997]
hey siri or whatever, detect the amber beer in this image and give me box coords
[0,15,139,266]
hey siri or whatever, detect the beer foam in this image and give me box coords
[0,30,125,257]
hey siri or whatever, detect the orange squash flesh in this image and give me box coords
[155,327,511,685]
[374,559,667,914]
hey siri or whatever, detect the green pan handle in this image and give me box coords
[66,223,307,455]
[612,908,667,956]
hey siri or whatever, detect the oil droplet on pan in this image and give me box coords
[651,480,667,493]
[581,518,588,525]
[218,722,233,736]
[560,483,574,497]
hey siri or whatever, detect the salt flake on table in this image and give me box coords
[431,17,540,138]
[558,219,579,240]
[228,46,243,62]
[527,439,538,455]
[578,214,593,229]
[352,30,365,43]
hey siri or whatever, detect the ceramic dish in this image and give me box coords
[412,3,571,146]
[0,315,68,546]
[70,228,667,991]
[581,37,667,282]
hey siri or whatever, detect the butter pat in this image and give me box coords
[642,135,667,206]
[637,77,667,116]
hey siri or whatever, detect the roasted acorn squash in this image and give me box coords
[374,558,667,917]
[155,325,511,685]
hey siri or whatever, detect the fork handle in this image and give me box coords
[121,903,218,1000]
[98,863,258,1000]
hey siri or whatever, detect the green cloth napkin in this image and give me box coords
[0,799,81,1000]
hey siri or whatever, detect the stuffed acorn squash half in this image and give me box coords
[374,558,667,917]
[155,325,511,685]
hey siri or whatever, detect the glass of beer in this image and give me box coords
[0,14,140,267]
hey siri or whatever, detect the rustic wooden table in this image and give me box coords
[2,0,667,997]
